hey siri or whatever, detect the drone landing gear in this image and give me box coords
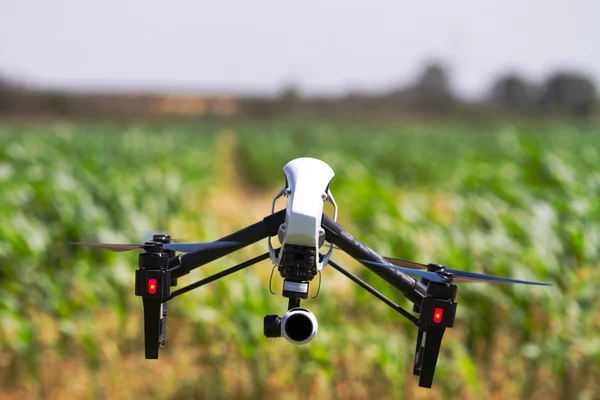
[413,327,445,388]
[326,259,458,388]
[136,238,272,359]
[135,241,171,359]
[413,282,457,388]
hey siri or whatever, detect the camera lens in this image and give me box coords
[284,313,314,342]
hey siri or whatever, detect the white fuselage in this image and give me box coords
[268,157,337,270]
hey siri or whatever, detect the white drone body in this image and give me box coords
[268,157,338,270]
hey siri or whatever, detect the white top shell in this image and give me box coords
[282,158,334,248]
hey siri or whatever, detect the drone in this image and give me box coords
[72,157,551,388]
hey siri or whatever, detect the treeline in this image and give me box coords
[1,63,598,120]
[244,63,599,119]
[0,77,238,118]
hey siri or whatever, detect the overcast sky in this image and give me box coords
[1,0,599,98]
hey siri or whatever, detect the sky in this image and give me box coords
[1,0,599,99]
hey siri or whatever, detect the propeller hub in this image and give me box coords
[426,263,445,272]
[426,264,454,282]
[436,270,454,282]
[143,242,164,253]
[152,234,171,243]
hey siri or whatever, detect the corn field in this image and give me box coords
[0,120,598,399]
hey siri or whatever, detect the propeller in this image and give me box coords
[359,259,551,286]
[70,241,241,253]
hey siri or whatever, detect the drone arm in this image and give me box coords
[328,259,419,326]
[165,252,271,301]
[169,209,286,279]
[321,214,426,306]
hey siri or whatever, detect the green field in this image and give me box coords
[0,120,598,399]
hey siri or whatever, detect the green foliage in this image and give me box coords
[0,120,598,399]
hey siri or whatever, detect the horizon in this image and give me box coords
[2,1,599,99]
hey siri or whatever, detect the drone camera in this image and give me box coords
[282,308,318,344]
[264,308,318,345]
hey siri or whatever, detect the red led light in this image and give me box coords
[433,308,443,324]
[148,278,157,295]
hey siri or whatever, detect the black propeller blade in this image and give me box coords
[382,256,428,270]
[70,241,241,253]
[360,260,552,286]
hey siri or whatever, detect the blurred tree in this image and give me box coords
[277,83,301,116]
[538,72,597,117]
[0,76,17,114]
[490,73,537,110]
[409,62,457,113]
[44,92,72,116]
[239,97,278,119]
